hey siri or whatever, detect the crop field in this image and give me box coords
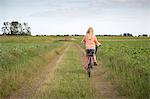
[0,36,67,98]
[96,37,150,99]
[0,36,150,99]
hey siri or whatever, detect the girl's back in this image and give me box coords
[83,35,97,49]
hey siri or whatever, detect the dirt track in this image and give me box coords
[77,44,127,99]
[6,43,70,99]
[6,42,127,99]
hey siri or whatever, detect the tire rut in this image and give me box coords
[6,42,71,99]
[76,44,127,99]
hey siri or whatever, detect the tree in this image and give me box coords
[1,21,31,35]
[123,33,133,36]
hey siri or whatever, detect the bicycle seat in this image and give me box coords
[86,49,95,56]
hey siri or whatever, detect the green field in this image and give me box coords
[0,36,67,97]
[0,36,150,99]
[96,37,150,98]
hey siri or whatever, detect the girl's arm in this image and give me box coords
[94,36,101,46]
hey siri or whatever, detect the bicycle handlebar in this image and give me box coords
[95,44,102,54]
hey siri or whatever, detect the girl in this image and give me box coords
[81,27,101,69]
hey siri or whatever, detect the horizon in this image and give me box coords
[0,0,150,36]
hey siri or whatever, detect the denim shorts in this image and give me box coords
[86,49,95,56]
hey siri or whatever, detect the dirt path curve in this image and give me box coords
[6,42,71,99]
[76,44,127,99]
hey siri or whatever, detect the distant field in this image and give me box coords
[0,36,150,99]
[97,36,150,40]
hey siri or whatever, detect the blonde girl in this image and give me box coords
[81,27,101,69]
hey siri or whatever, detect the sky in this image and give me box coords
[0,0,150,35]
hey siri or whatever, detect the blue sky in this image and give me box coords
[0,0,149,35]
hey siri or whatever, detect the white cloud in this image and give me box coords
[0,0,149,35]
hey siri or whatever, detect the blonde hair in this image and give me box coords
[86,27,94,39]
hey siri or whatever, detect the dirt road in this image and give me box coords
[6,42,127,99]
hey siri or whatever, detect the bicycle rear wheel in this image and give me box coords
[87,67,91,77]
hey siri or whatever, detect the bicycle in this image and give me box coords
[86,45,101,77]
[86,49,95,77]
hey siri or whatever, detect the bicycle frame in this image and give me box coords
[87,55,94,77]
[87,55,94,68]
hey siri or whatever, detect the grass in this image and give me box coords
[32,43,98,99]
[0,36,67,97]
[96,37,150,99]
[0,36,150,99]
[75,36,150,98]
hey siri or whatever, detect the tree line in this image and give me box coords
[1,21,31,35]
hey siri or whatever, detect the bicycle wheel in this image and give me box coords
[87,57,93,78]
[87,67,91,77]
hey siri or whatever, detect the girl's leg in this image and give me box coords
[93,54,98,65]
[93,54,97,62]
[83,55,88,70]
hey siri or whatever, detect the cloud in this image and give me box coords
[90,0,150,9]
[0,0,149,34]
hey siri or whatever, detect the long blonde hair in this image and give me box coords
[86,27,94,40]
